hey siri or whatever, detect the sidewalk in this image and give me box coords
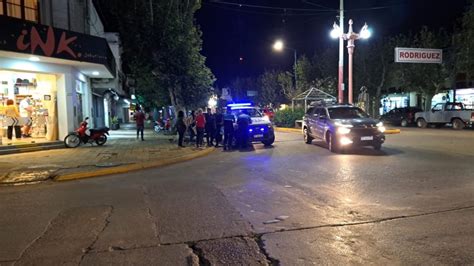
[0,124,214,185]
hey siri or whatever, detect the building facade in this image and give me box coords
[0,0,126,144]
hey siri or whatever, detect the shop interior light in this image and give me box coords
[131,94,136,100]
[124,99,130,104]
[92,71,100,76]
[29,56,40,62]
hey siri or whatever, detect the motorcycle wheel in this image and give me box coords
[64,133,81,148]
[96,134,107,146]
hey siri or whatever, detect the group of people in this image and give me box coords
[174,107,252,150]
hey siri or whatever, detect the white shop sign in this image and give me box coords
[395,47,443,64]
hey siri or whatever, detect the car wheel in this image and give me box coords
[417,118,427,128]
[452,118,465,130]
[327,132,339,153]
[373,143,382,151]
[262,135,275,146]
[304,127,313,144]
[400,119,408,127]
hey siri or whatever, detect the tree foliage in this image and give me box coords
[99,0,215,112]
[454,1,474,81]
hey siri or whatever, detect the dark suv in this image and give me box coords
[380,107,423,127]
[302,103,386,153]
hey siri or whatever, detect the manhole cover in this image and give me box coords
[95,162,123,168]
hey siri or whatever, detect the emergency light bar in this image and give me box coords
[227,103,252,107]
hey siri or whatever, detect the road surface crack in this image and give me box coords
[78,205,114,265]
[188,243,212,266]
[255,235,280,265]
[142,185,159,239]
[264,205,474,235]
[14,211,57,262]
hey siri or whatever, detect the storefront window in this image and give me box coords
[0,71,58,143]
[1,0,38,22]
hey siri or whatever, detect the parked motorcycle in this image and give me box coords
[64,117,110,148]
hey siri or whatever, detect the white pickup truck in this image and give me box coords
[415,102,474,130]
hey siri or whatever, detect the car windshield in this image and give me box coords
[328,107,369,119]
[231,108,263,117]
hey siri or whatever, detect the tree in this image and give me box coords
[354,38,393,116]
[454,1,474,81]
[230,77,258,102]
[257,70,284,106]
[394,27,451,110]
[99,0,215,112]
[295,50,338,97]
[278,71,298,101]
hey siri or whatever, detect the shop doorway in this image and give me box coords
[0,71,58,143]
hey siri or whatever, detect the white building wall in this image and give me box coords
[88,0,105,37]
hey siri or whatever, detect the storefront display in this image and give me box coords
[0,71,57,142]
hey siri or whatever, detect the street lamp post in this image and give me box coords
[273,40,298,101]
[331,19,371,104]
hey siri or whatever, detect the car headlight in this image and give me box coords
[337,127,351,134]
[376,122,386,133]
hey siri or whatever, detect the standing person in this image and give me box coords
[187,110,196,143]
[223,106,235,151]
[4,99,21,140]
[204,108,216,146]
[214,108,224,147]
[20,97,33,137]
[175,110,187,147]
[237,109,252,149]
[134,107,146,141]
[195,108,206,148]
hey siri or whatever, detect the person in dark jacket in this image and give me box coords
[175,110,187,147]
[237,109,252,149]
[205,108,216,147]
[214,108,224,147]
[223,107,235,151]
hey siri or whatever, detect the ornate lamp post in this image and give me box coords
[331,19,371,104]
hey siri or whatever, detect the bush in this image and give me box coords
[273,108,305,128]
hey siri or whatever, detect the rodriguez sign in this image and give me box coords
[395,47,443,64]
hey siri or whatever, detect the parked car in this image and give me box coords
[302,102,386,153]
[415,102,474,130]
[380,107,423,127]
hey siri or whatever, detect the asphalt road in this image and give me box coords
[1,128,473,265]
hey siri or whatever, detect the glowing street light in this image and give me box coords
[331,19,371,104]
[273,40,284,51]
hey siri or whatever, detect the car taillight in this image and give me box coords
[407,112,413,119]
[471,112,474,120]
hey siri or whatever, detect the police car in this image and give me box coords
[229,103,275,146]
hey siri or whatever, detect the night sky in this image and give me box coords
[196,0,470,87]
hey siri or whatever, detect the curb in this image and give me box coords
[385,129,401,134]
[55,147,216,182]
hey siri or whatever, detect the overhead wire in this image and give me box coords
[204,0,406,16]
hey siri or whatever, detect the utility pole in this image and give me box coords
[338,0,344,104]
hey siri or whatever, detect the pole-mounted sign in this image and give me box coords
[395,47,443,64]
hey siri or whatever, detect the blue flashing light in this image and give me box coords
[227,103,252,107]
[249,128,253,133]
[260,128,265,132]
